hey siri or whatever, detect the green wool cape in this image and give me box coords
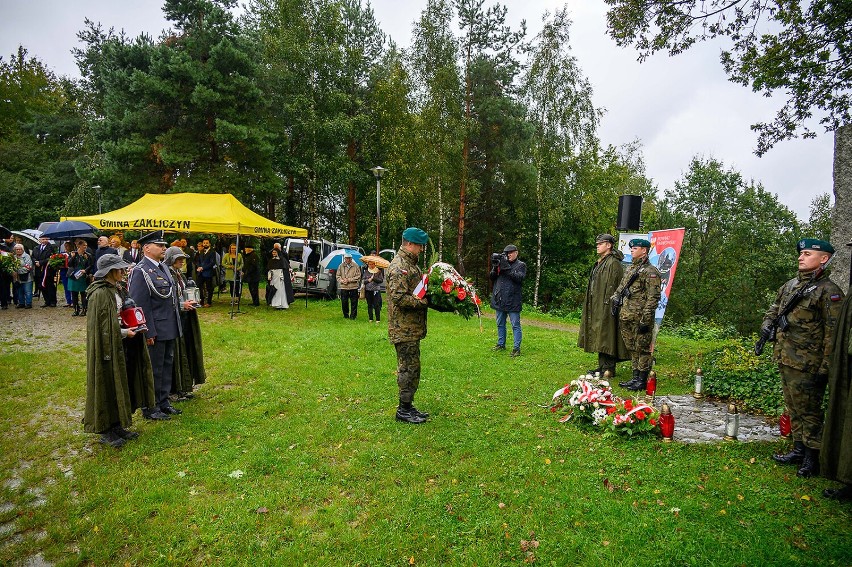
[578,251,630,360]
[821,293,852,484]
[83,279,155,433]
[173,309,207,393]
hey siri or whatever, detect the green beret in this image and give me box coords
[402,227,428,245]
[629,238,651,248]
[797,238,834,254]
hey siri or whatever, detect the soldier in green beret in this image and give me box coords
[616,238,661,391]
[387,227,430,424]
[764,238,844,478]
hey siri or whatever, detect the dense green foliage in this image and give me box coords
[1,301,850,565]
[0,0,819,329]
[701,336,786,416]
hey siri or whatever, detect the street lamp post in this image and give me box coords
[370,166,385,253]
[92,185,102,214]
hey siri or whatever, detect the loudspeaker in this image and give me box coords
[616,195,642,231]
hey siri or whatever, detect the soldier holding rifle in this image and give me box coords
[761,238,844,478]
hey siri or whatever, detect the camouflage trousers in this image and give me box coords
[395,341,421,404]
[620,321,653,371]
[779,365,827,449]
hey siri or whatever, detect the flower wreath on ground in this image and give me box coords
[414,260,483,321]
[550,373,660,437]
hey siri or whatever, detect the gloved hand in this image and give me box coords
[760,323,774,340]
[638,323,651,334]
[499,257,511,271]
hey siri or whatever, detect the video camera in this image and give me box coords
[491,252,506,266]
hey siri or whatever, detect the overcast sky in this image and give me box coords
[1,0,835,220]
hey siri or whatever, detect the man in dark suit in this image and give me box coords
[31,236,57,307]
[122,239,142,265]
[195,239,217,307]
[128,230,183,421]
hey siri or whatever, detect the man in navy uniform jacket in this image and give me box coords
[128,230,183,420]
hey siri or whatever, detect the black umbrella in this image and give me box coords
[0,225,10,239]
[41,220,97,240]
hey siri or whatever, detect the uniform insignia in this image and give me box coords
[401,270,408,274]
[830,294,841,302]
[649,273,658,278]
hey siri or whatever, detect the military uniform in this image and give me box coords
[387,228,429,423]
[764,269,843,472]
[616,251,661,390]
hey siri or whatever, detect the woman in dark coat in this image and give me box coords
[83,254,155,447]
[67,239,93,316]
[164,246,207,399]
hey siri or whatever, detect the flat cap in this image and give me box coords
[595,234,616,245]
[503,244,518,254]
[164,246,189,266]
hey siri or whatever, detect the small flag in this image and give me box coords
[413,274,427,299]
[302,243,312,267]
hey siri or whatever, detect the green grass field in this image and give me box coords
[1,299,850,566]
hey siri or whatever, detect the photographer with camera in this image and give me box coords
[490,244,527,357]
[763,238,843,479]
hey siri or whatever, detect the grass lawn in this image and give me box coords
[1,298,850,565]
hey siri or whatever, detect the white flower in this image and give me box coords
[228,470,244,479]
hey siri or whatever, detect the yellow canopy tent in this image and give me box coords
[65,192,306,318]
[64,192,307,238]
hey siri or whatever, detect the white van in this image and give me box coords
[283,238,364,298]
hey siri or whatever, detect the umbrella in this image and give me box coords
[359,255,390,269]
[41,220,97,240]
[11,231,40,250]
[0,225,10,239]
[320,249,363,271]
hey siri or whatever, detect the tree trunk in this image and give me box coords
[457,44,472,276]
[347,140,357,245]
[437,175,444,262]
[534,162,542,308]
[831,123,852,293]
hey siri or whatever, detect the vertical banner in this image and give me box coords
[618,228,686,344]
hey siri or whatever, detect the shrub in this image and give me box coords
[662,316,738,341]
[700,335,784,416]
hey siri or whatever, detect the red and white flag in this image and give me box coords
[412,274,428,299]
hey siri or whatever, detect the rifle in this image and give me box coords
[610,269,642,318]
[754,254,833,356]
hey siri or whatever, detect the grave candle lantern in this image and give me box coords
[779,411,791,438]
[660,403,675,442]
[646,370,657,398]
[725,403,740,441]
[693,368,704,399]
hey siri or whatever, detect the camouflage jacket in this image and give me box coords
[615,256,661,326]
[764,271,844,374]
[387,247,428,344]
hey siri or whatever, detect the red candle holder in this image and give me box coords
[120,297,147,331]
[659,403,675,442]
[646,370,657,397]
[779,412,791,438]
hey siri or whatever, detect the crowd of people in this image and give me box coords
[3,225,850,503]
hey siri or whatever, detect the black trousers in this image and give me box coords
[247,281,260,305]
[0,272,11,307]
[41,273,57,306]
[199,276,214,305]
[366,289,382,321]
[340,288,358,319]
[148,338,176,409]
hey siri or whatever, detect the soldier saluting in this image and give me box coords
[764,238,844,478]
[615,238,661,391]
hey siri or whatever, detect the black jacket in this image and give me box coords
[489,258,527,312]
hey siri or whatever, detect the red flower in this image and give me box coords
[606,407,616,415]
[473,293,482,305]
[649,419,657,426]
[635,410,646,420]
[624,399,634,411]
[441,279,453,293]
[456,288,467,301]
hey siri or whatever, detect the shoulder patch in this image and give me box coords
[649,273,658,278]
[401,270,408,275]
[830,294,842,302]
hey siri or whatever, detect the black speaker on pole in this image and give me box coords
[616,195,643,231]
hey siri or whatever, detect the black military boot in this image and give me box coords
[410,405,430,419]
[796,448,820,478]
[625,370,649,391]
[773,440,805,465]
[396,402,426,424]
[619,369,639,388]
[98,429,126,448]
[823,484,852,501]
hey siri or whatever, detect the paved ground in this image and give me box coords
[655,394,778,444]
